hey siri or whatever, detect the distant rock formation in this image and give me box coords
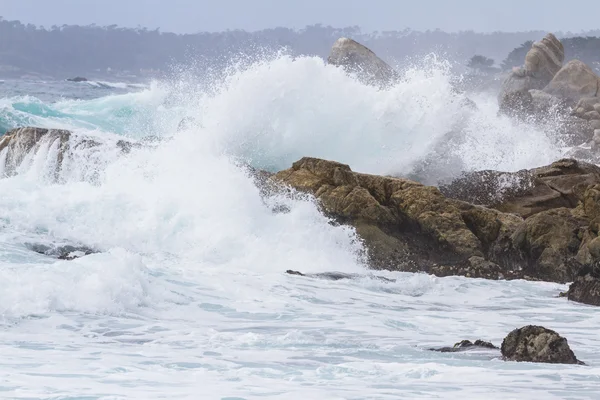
[501,326,583,365]
[327,37,399,88]
[66,77,88,82]
[545,60,600,103]
[285,270,396,283]
[498,33,564,106]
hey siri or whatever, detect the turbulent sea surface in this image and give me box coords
[1,58,599,399]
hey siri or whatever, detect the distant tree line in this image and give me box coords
[0,17,599,79]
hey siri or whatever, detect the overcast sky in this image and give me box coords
[1,0,599,34]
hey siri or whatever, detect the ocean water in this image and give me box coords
[1,57,599,400]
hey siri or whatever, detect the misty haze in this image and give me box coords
[1,1,600,399]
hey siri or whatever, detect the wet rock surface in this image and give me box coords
[501,326,584,365]
[26,243,98,260]
[567,262,600,306]
[430,340,499,353]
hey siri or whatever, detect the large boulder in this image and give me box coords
[544,60,600,104]
[567,263,600,306]
[440,159,600,218]
[501,326,583,365]
[498,33,564,108]
[327,37,398,88]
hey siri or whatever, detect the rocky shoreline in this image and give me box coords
[2,33,600,365]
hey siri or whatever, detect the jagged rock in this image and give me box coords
[273,157,533,280]
[529,89,567,115]
[272,157,600,283]
[430,340,498,353]
[501,326,583,365]
[544,60,600,104]
[0,127,71,175]
[26,243,98,260]
[498,89,535,120]
[498,33,564,107]
[327,37,398,88]
[524,33,564,83]
[567,262,600,306]
[285,270,396,283]
[511,208,585,283]
[0,127,141,179]
[440,159,600,218]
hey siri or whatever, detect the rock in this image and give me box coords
[273,157,529,280]
[498,89,535,120]
[498,33,564,107]
[26,243,98,260]
[327,37,398,88]
[440,159,600,218]
[66,77,88,82]
[285,269,396,283]
[0,127,141,179]
[0,127,71,176]
[272,157,600,283]
[574,97,600,115]
[583,111,600,120]
[544,60,600,103]
[567,262,600,306]
[511,208,585,283]
[501,326,583,365]
[524,33,564,83]
[529,89,567,115]
[430,339,499,353]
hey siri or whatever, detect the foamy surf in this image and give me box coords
[0,54,597,399]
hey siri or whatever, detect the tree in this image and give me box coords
[468,55,495,69]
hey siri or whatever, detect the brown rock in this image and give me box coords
[583,110,600,120]
[501,325,583,365]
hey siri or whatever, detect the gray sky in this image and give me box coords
[1,0,599,33]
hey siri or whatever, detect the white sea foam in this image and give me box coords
[0,55,595,399]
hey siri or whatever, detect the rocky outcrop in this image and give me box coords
[0,127,141,179]
[545,60,600,104]
[498,33,564,108]
[430,340,498,353]
[26,243,98,260]
[567,263,600,306]
[440,159,600,218]
[274,157,597,282]
[501,326,583,365]
[327,38,398,88]
[0,127,71,175]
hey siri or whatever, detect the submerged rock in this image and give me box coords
[501,326,583,365]
[327,37,398,88]
[285,270,396,283]
[26,243,98,260]
[567,262,600,306]
[67,77,88,82]
[430,340,498,353]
